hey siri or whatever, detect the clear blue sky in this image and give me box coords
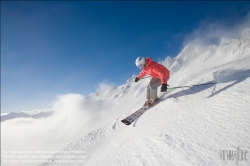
[2,1,250,113]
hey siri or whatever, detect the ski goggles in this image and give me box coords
[137,63,145,69]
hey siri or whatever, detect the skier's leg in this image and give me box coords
[144,83,152,107]
[149,78,161,102]
[146,77,170,105]
[146,84,150,100]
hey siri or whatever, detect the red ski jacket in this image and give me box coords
[137,57,170,84]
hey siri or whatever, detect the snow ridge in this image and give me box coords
[1,109,53,122]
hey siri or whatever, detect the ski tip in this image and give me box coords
[121,119,131,125]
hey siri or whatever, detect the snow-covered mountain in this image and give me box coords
[1,109,53,122]
[1,28,250,166]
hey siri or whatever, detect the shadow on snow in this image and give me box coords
[208,69,250,98]
[163,69,250,99]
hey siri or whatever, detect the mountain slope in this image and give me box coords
[38,29,250,166]
[1,28,250,166]
[40,58,250,166]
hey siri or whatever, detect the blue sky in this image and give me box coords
[2,1,250,113]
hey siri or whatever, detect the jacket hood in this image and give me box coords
[146,57,153,65]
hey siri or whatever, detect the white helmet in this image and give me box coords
[135,57,146,69]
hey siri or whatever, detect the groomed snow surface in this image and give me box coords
[2,28,250,166]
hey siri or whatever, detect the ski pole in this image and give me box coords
[140,76,151,80]
[168,82,216,90]
[128,76,151,82]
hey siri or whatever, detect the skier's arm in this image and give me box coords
[137,70,147,79]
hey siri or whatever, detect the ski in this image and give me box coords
[121,107,148,125]
[121,100,160,125]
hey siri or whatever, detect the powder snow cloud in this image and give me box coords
[183,12,250,47]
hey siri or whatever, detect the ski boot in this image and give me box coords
[143,99,154,108]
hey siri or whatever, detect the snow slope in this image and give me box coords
[2,28,250,166]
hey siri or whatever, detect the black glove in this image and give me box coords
[160,84,168,92]
[135,77,140,82]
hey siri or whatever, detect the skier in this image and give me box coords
[135,57,170,107]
